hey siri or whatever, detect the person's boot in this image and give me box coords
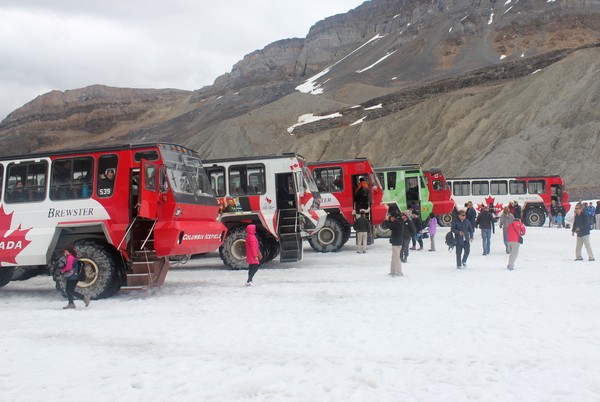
[63,303,76,309]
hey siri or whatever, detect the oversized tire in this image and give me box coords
[51,240,123,299]
[0,267,15,288]
[264,238,280,263]
[438,214,453,227]
[220,226,249,270]
[375,223,391,238]
[307,216,345,252]
[524,208,545,227]
[341,224,352,246]
[10,265,47,281]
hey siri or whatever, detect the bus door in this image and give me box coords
[406,175,420,210]
[138,161,159,219]
[551,183,563,203]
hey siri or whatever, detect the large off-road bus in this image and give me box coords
[204,154,327,269]
[308,158,388,252]
[0,143,226,299]
[446,175,570,226]
[374,164,433,236]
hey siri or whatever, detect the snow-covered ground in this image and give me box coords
[2,224,600,401]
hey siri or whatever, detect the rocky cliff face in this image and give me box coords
[0,0,599,195]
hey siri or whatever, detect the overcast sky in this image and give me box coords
[0,1,365,121]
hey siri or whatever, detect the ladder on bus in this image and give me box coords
[121,217,170,291]
[277,208,303,263]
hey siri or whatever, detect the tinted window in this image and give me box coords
[472,181,489,196]
[312,167,343,192]
[97,154,118,198]
[509,180,526,195]
[5,161,48,203]
[490,180,508,195]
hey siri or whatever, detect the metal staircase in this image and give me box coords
[120,218,170,291]
[277,208,303,263]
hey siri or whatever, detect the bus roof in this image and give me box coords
[0,142,198,162]
[204,153,304,164]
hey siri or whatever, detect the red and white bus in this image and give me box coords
[205,154,327,269]
[445,175,570,226]
[308,158,388,252]
[0,143,226,299]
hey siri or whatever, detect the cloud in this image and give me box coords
[0,0,365,120]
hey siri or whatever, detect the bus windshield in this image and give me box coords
[159,147,214,198]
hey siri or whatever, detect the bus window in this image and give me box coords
[144,164,157,191]
[472,181,489,196]
[490,180,508,195]
[509,180,526,195]
[431,180,442,191]
[387,172,397,190]
[6,161,47,203]
[52,157,93,200]
[528,180,545,194]
[206,166,225,197]
[453,181,470,196]
[312,167,343,192]
[247,165,265,195]
[97,154,118,198]
[229,168,245,195]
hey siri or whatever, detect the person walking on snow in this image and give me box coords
[498,206,515,254]
[61,245,91,309]
[245,224,262,286]
[507,218,526,271]
[475,205,495,255]
[451,210,473,269]
[572,204,595,261]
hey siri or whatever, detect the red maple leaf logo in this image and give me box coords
[0,205,32,265]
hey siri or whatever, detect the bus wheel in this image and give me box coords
[375,223,391,238]
[51,240,122,299]
[524,209,545,227]
[308,216,344,252]
[220,226,249,270]
[438,214,453,227]
[341,224,352,246]
[0,267,15,288]
[264,238,280,263]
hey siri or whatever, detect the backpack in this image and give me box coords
[75,258,86,281]
[445,231,456,250]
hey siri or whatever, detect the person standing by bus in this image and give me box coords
[61,245,90,309]
[245,225,262,286]
[353,210,370,253]
[595,200,600,230]
[572,204,595,261]
[452,210,473,269]
[507,218,526,271]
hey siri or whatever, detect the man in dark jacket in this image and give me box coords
[512,201,522,220]
[381,214,404,277]
[572,204,595,261]
[410,210,424,251]
[466,201,477,228]
[400,212,415,263]
[451,210,474,269]
[475,206,495,255]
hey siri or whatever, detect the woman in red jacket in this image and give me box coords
[506,218,526,271]
[245,225,262,286]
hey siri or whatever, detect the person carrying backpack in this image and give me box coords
[61,245,90,309]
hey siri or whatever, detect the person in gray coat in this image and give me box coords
[498,206,515,254]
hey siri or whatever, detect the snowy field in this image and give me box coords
[2,224,600,401]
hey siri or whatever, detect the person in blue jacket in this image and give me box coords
[451,210,474,269]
